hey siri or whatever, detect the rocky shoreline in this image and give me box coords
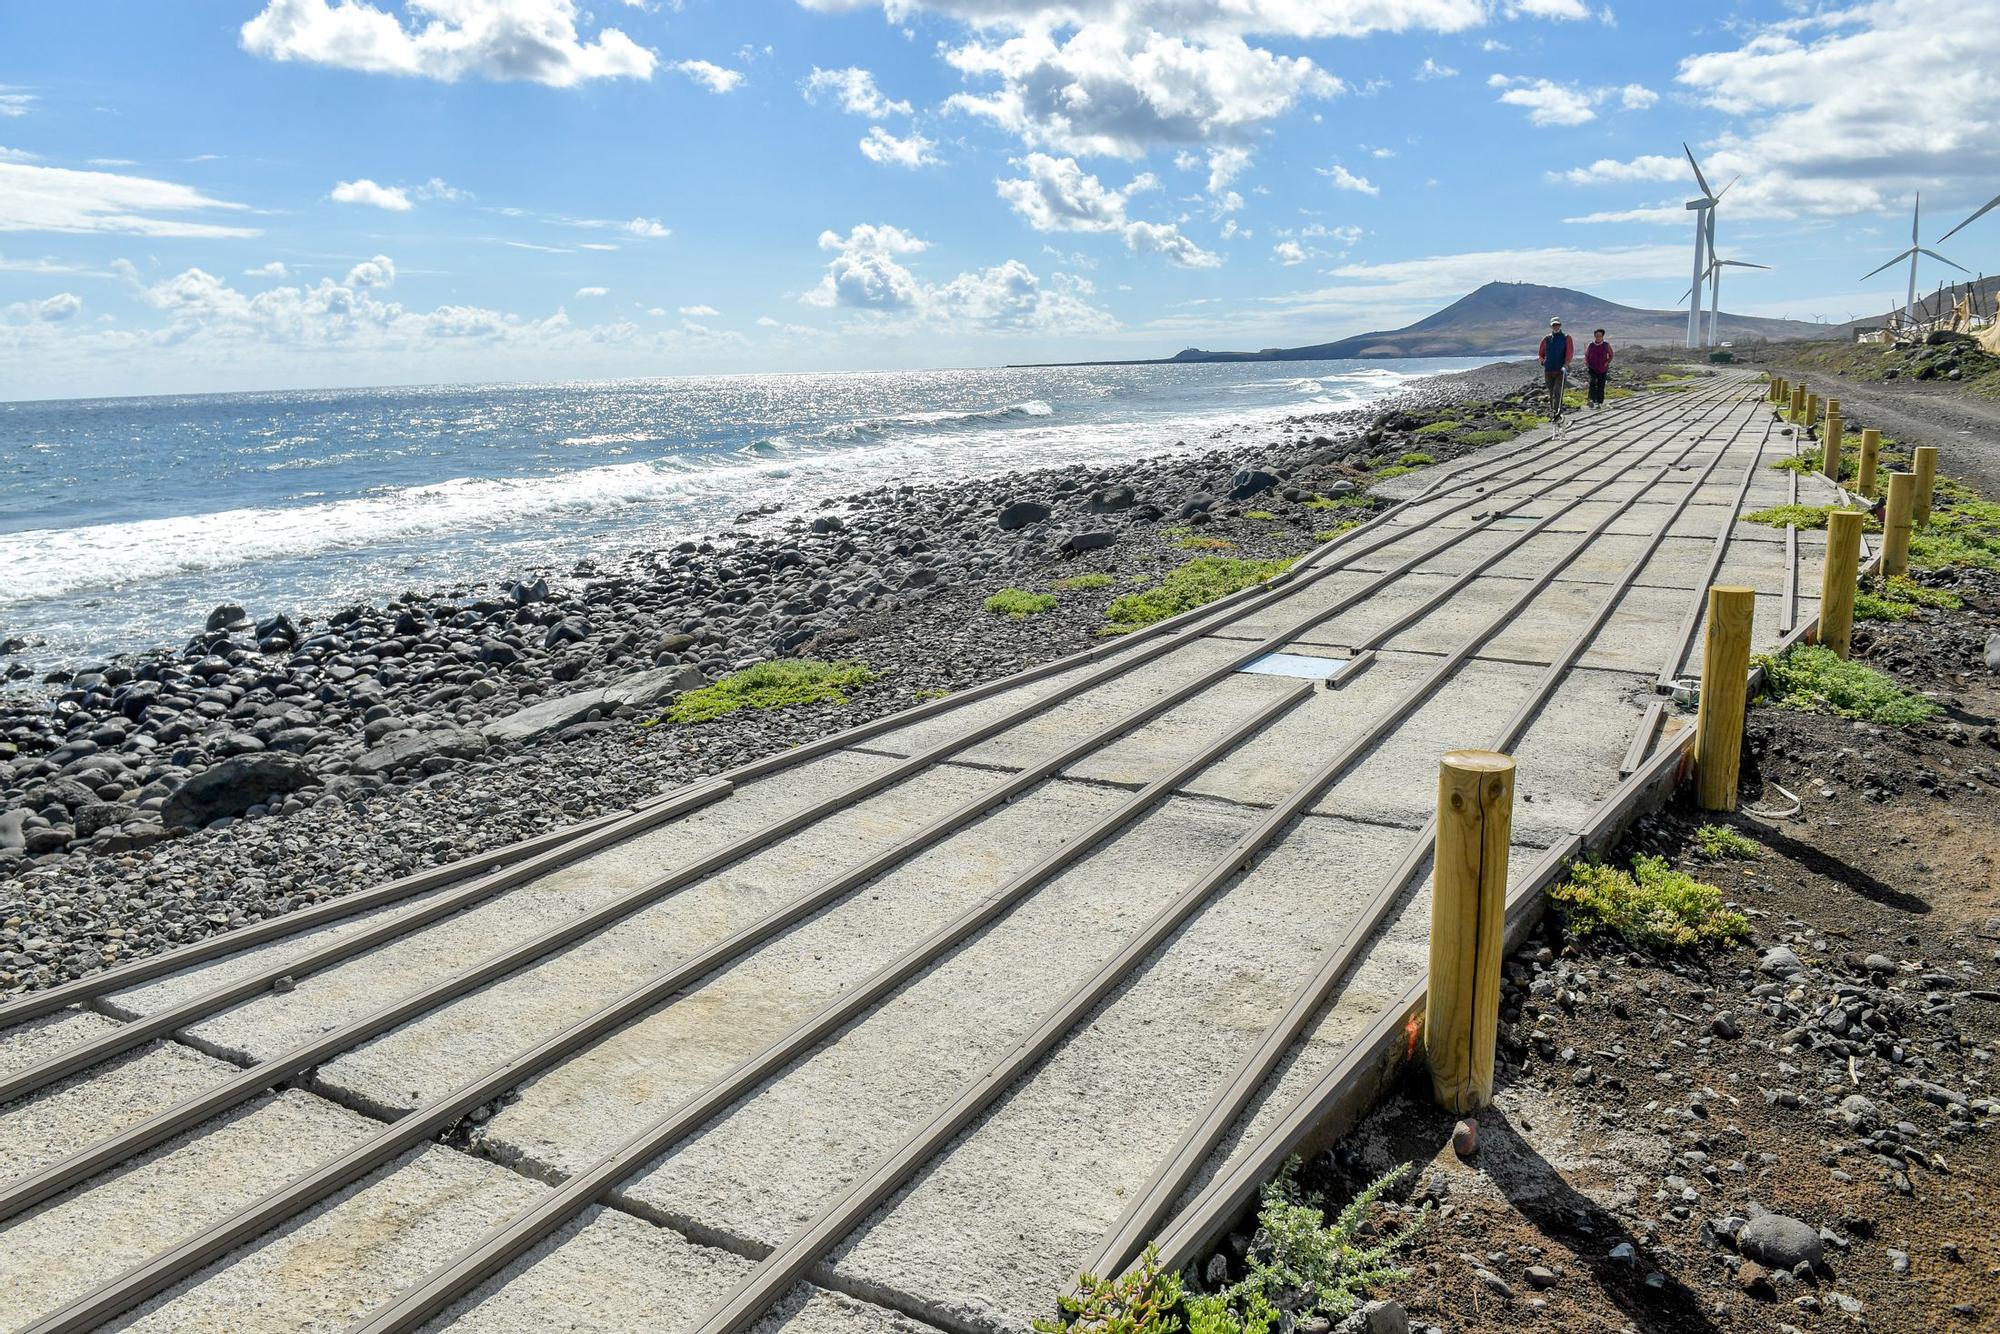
[0,357,1553,995]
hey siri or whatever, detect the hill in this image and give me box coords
[1159,281,1837,364]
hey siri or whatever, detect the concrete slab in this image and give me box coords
[137,749,908,1071]
[589,796,1265,1251]
[0,1011,246,1186]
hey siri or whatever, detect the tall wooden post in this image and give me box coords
[1820,510,1863,660]
[1827,397,1841,418]
[1883,473,1915,577]
[1805,392,1820,427]
[1695,586,1755,813]
[1425,750,1515,1115]
[1790,383,1806,420]
[1857,428,1882,498]
[1913,446,1938,526]
[1822,410,1844,485]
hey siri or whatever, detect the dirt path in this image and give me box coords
[1758,359,2000,495]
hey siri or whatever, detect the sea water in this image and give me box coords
[0,357,1487,671]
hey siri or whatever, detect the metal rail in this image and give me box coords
[10,389,1722,1332]
[1655,388,1776,691]
[0,398,1669,1117]
[1081,379,1764,1280]
[675,386,1753,1334]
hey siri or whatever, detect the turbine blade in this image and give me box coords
[1918,248,1969,273]
[1714,174,1740,202]
[1683,142,1713,198]
[1938,193,2000,243]
[1721,260,1771,270]
[1859,250,1915,281]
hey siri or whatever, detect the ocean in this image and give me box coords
[0,357,1489,674]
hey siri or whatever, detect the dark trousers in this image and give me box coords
[1544,369,1566,418]
[1588,370,1608,405]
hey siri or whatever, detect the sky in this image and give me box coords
[1,0,1996,401]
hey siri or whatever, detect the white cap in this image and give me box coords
[1550,317,1562,326]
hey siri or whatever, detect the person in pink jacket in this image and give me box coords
[1584,328,1613,410]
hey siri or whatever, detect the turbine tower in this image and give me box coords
[1682,144,1725,348]
[1683,228,1770,347]
[1861,194,1967,326]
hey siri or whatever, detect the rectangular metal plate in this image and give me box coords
[1239,651,1350,680]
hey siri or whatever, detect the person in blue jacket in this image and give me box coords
[1537,317,1574,423]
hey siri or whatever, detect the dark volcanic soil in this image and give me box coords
[1289,567,2000,1333]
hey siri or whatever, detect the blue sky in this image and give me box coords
[1,0,1994,399]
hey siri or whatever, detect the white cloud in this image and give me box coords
[1272,239,1306,264]
[0,146,38,163]
[86,157,138,167]
[675,59,744,93]
[1319,163,1378,195]
[2,291,82,324]
[0,89,33,118]
[575,285,608,296]
[1504,0,1591,17]
[803,66,912,117]
[0,162,259,238]
[796,1,1487,42]
[564,215,670,238]
[1205,145,1252,194]
[1549,153,1681,185]
[859,125,940,167]
[240,0,656,87]
[1619,82,1657,109]
[577,241,618,251]
[246,260,289,278]
[330,178,413,211]
[802,221,1115,331]
[1488,75,1596,126]
[679,303,720,316]
[944,25,1340,157]
[1415,57,1458,79]
[995,153,1218,266]
[415,176,471,202]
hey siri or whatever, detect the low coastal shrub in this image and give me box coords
[1413,420,1459,435]
[1742,502,1870,531]
[1854,576,1961,622]
[1397,451,1435,467]
[1052,573,1116,591]
[1694,823,1762,860]
[1245,509,1280,521]
[1303,493,1368,511]
[1497,410,1543,432]
[913,687,951,702]
[666,659,877,725]
[1605,385,1636,400]
[1040,1165,1427,1334]
[1178,535,1237,551]
[1758,644,1939,724]
[1313,522,1360,542]
[1103,555,1294,633]
[1552,855,1749,951]
[1909,493,2000,570]
[985,588,1059,618]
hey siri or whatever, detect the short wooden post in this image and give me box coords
[1883,473,1915,577]
[1819,510,1863,660]
[1425,750,1514,1115]
[1805,391,1820,426]
[1827,397,1841,418]
[1912,446,1938,526]
[1694,586,1755,813]
[1822,411,1843,485]
[1789,383,1806,420]
[1857,428,1881,498]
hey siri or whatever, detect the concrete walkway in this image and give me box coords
[0,373,1832,1334]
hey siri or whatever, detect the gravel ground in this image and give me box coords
[0,357,1557,997]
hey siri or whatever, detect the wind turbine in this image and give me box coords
[1682,144,1727,348]
[1862,193,1967,326]
[1938,188,2000,244]
[1682,224,1770,346]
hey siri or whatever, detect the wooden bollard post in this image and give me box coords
[1694,586,1755,813]
[1790,383,1806,420]
[1822,411,1843,485]
[1883,473,1915,577]
[1820,510,1863,660]
[1805,392,1820,427]
[1827,397,1841,419]
[1425,750,1514,1115]
[1913,446,1938,526]
[1857,428,1881,498]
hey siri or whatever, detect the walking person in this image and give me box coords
[1584,327,1613,410]
[1537,317,1573,423]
